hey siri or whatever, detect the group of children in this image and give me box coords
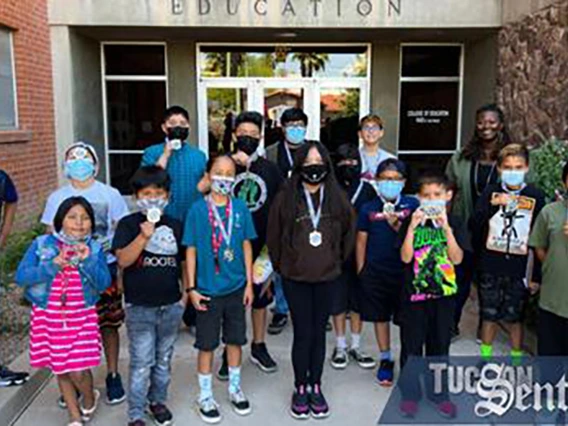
[2,104,567,425]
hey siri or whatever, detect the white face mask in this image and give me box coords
[211,176,235,196]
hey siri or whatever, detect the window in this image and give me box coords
[398,45,463,183]
[0,28,17,129]
[103,43,168,194]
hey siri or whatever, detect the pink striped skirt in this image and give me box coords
[29,268,102,375]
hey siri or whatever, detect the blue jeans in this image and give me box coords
[125,301,184,421]
[273,273,289,315]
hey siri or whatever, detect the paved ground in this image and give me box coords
[13,299,509,426]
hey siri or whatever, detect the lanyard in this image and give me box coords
[284,143,294,168]
[501,182,526,196]
[350,181,364,205]
[207,196,233,264]
[304,185,324,231]
[474,161,497,196]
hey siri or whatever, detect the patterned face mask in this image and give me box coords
[211,176,235,196]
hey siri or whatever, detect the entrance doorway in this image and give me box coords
[197,45,370,156]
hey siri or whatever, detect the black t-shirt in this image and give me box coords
[112,212,184,307]
[0,170,18,225]
[345,179,376,213]
[397,215,469,303]
[233,157,284,258]
[470,161,498,207]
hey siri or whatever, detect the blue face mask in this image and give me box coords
[65,159,95,181]
[501,170,526,188]
[377,180,404,201]
[285,126,307,145]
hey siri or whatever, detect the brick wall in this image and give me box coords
[0,0,57,228]
[497,0,568,145]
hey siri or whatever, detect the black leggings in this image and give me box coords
[283,278,333,387]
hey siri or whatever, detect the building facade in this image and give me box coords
[0,0,57,226]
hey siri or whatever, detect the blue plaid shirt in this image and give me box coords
[141,141,207,222]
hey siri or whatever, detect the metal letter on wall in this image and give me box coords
[198,0,211,15]
[172,0,183,14]
[388,0,402,16]
[254,0,267,15]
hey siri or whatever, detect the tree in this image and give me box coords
[292,53,330,77]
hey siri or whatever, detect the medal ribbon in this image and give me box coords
[350,181,364,205]
[207,196,233,272]
[304,185,325,231]
[284,143,294,168]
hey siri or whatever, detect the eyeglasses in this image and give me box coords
[362,125,382,132]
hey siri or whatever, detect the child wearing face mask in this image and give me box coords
[358,115,395,180]
[141,105,207,223]
[267,141,356,420]
[397,173,468,420]
[41,142,129,406]
[356,159,419,386]
[329,144,377,372]
[184,155,256,424]
[112,166,186,426]
[17,197,111,426]
[471,143,545,363]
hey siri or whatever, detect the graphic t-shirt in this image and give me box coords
[471,183,545,278]
[112,212,184,307]
[233,157,283,258]
[0,170,18,225]
[183,197,257,297]
[41,181,129,264]
[398,215,468,302]
[529,201,568,319]
[358,195,419,273]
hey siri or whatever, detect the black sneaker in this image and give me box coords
[309,384,330,419]
[377,360,395,387]
[290,385,310,420]
[128,420,146,426]
[250,343,278,373]
[148,403,173,426]
[348,348,376,369]
[106,373,126,405]
[216,350,229,381]
[0,366,29,387]
[229,388,252,416]
[330,347,348,370]
[197,397,222,424]
[268,313,288,335]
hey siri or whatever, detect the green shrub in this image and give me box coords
[530,136,568,202]
[0,223,44,287]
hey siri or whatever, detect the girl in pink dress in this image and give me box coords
[16,196,111,426]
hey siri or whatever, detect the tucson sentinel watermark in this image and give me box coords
[430,362,568,417]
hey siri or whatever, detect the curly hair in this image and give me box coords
[460,104,512,161]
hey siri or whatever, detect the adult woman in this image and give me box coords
[445,104,512,339]
[267,141,356,420]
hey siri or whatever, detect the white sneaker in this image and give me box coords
[330,347,348,370]
[229,388,252,416]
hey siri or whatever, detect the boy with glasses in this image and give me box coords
[358,115,395,180]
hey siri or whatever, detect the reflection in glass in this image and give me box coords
[0,29,16,129]
[320,88,360,153]
[109,154,143,195]
[402,46,461,78]
[207,88,248,155]
[106,81,167,150]
[264,88,305,147]
[105,45,166,76]
[200,46,368,78]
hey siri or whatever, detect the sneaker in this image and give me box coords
[148,403,173,426]
[399,400,418,418]
[330,347,348,370]
[250,343,278,373]
[106,373,126,405]
[348,348,376,369]
[433,400,457,419]
[0,366,29,387]
[229,388,252,416]
[290,385,310,420]
[197,397,222,424]
[268,313,288,335]
[377,360,395,387]
[80,389,100,422]
[216,350,229,381]
[128,420,146,426]
[309,384,330,419]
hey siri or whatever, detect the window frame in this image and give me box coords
[100,41,169,186]
[396,43,465,156]
[0,28,19,130]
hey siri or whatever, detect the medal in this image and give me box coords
[383,202,395,215]
[224,248,235,262]
[304,185,325,248]
[309,231,322,247]
[170,139,182,150]
[147,207,162,224]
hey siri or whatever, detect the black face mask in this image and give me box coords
[336,163,361,185]
[301,164,329,184]
[236,135,260,156]
[167,126,189,141]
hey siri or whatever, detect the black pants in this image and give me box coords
[400,297,455,402]
[454,252,474,328]
[283,278,333,387]
[538,308,568,356]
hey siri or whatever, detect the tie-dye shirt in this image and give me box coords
[399,216,468,302]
